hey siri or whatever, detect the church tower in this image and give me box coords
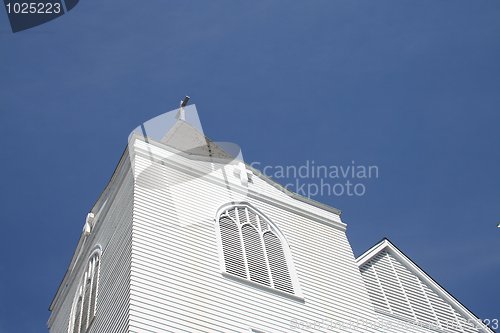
[48,104,493,333]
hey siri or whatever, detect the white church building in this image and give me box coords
[48,104,493,333]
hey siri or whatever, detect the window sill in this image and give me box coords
[222,272,305,303]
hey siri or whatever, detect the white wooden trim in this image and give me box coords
[222,272,305,303]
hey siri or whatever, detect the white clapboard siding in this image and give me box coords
[128,137,380,333]
[48,157,134,333]
[359,247,492,333]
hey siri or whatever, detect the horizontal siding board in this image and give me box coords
[130,252,370,321]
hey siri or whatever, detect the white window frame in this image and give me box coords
[215,202,304,301]
[68,246,102,333]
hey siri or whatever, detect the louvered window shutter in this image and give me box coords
[242,224,270,286]
[263,232,293,293]
[218,204,298,296]
[70,252,101,333]
[220,216,247,279]
[80,274,91,332]
[89,257,100,318]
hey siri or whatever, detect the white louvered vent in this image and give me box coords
[220,217,247,279]
[360,250,484,333]
[264,232,294,294]
[80,275,91,330]
[242,224,271,286]
[217,204,296,295]
[89,258,99,320]
[247,209,259,229]
[69,251,101,333]
[360,264,390,313]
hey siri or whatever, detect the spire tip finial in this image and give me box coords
[176,96,190,121]
[180,96,190,108]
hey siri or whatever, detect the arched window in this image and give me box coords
[69,251,101,333]
[216,203,301,296]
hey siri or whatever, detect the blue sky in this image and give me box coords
[1,1,499,331]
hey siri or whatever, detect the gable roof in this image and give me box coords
[356,238,494,333]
